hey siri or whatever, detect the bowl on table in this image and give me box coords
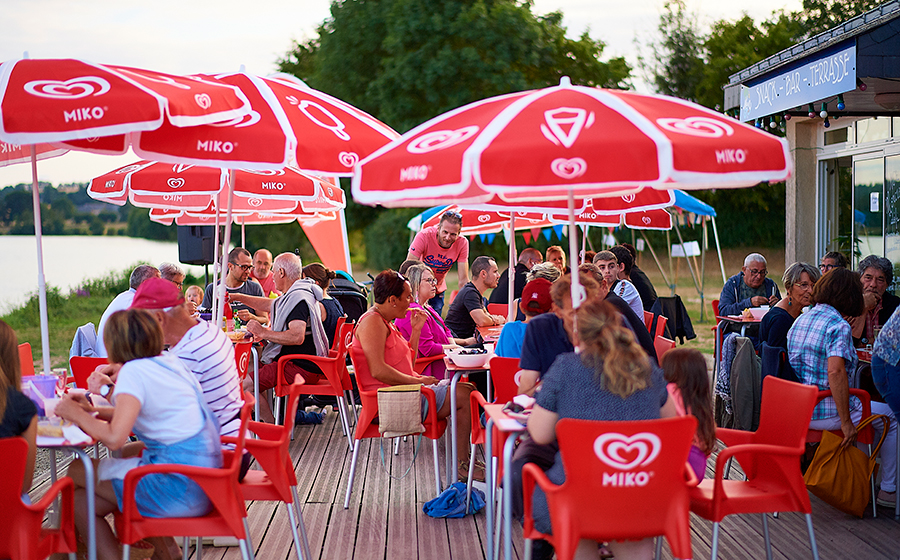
[748,307,769,320]
[447,348,490,368]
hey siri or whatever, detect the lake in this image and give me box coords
[1,235,210,312]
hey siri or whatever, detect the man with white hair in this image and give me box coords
[158,262,185,291]
[718,252,781,317]
[96,264,160,357]
[230,252,330,423]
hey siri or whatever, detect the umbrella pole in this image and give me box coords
[29,146,50,376]
[211,192,222,323]
[216,170,237,330]
[567,189,585,310]
[700,217,707,322]
[640,229,672,289]
[673,216,702,301]
[711,216,727,283]
[508,214,516,322]
[241,221,246,248]
[581,224,587,261]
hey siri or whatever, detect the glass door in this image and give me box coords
[853,157,884,263]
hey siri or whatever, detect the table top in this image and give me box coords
[36,420,93,447]
[477,325,504,342]
[715,315,762,324]
[444,353,493,372]
[857,349,873,363]
[483,403,528,433]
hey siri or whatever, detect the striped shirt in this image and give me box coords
[787,303,860,420]
[168,321,243,438]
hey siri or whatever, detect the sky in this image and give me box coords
[0,0,801,187]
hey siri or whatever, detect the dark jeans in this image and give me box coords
[428,291,445,315]
[510,435,559,560]
[873,354,900,418]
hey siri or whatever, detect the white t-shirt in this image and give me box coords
[112,353,205,445]
[96,289,135,358]
[614,279,644,320]
[168,321,243,438]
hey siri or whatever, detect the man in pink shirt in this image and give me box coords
[250,248,280,297]
[406,210,469,314]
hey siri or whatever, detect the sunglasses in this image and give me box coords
[442,210,462,220]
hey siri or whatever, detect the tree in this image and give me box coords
[799,0,884,36]
[642,0,705,103]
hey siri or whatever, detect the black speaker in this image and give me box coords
[177,225,215,265]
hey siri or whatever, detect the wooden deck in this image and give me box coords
[32,408,900,559]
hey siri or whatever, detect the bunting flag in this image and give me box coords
[478,233,487,243]
[486,233,496,244]
[523,231,532,244]
[530,227,542,242]
[553,224,565,240]
[542,228,553,241]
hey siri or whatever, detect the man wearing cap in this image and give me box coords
[230,253,330,423]
[407,210,470,314]
[494,278,553,359]
[202,247,268,324]
[96,265,160,358]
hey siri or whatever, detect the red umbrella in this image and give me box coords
[0,141,67,166]
[0,59,250,144]
[352,77,790,207]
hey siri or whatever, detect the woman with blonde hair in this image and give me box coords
[0,319,38,497]
[526,299,675,559]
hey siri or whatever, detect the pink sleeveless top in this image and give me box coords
[351,309,418,392]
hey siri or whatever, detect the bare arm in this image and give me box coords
[406,251,421,262]
[357,315,434,386]
[458,260,469,286]
[21,416,37,495]
[470,307,505,327]
[517,369,540,396]
[55,393,141,450]
[827,355,857,448]
[247,318,306,347]
[527,404,558,445]
[228,292,274,314]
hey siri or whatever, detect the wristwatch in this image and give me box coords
[99,383,114,398]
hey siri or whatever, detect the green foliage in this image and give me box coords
[89,215,105,235]
[281,0,631,133]
[800,0,884,36]
[0,190,32,224]
[126,206,177,241]
[644,0,705,102]
[363,208,420,270]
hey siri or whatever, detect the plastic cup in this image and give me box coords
[43,397,61,418]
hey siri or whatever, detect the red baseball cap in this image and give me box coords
[130,278,185,310]
[520,278,552,316]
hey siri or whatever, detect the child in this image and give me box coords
[661,348,716,480]
[185,285,203,314]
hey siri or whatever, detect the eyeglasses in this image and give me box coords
[795,281,814,290]
[423,277,437,285]
[234,264,252,271]
[819,264,837,272]
[747,268,767,276]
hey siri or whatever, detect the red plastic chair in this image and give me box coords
[344,346,448,509]
[447,289,459,307]
[690,376,820,559]
[486,303,507,316]
[488,356,521,404]
[654,335,676,361]
[712,299,719,318]
[0,437,76,560]
[18,342,34,377]
[68,356,108,389]
[413,354,445,375]
[466,357,521,491]
[273,322,357,448]
[233,341,253,382]
[225,379,311,560]
[523,417,698,560]
[114,401,254,560]
[807,387,879,517]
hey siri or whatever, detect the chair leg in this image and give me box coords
[197,536,203,559]
[654,536,663,560]
[68,554,76,560]
[494,490,503,559]
[346,390,359,425]
[710,522,720,560]
[344,439,361,509]
[761,514,773,560]
[445,432,453,488]
[723,456,734,479]
[394,436,401,456]
[432,439,442,496]
[182,537,190,560]
[869,442,877,518]
[242,517,257,560]
[338,396,354,449]
[465,442,477,513]
[523,539,533,560]
[238,539,252,560]
[805,513,819,560]
[285,501,305,560]
[122,544,130,560]
[291,485,313,560]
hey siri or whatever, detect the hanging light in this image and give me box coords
[769,117,778,129]
[819,103,828,119]
[784,112,792,121]
[808,104,816,118]
[836,94,846,111]
[823,117,831,128]
[857,78,868,91]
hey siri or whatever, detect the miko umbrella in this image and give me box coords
[0,58,252,377]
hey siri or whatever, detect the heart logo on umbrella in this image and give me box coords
[249,198,263,207]
[642,216,652,225]
[194,93,212,109]
[339,151,359,168]
[594,432,661,470]
[24,76,111,99]
[167,177,186,189]
[550,158,587,180]
[477,214,490,223]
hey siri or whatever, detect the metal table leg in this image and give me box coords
[449,369,464,488]
[485,418,495,560]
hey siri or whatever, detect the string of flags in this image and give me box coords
[476,224,568,245]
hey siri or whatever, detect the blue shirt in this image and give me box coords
[874,306,900,366]
[495,321,528,359]
[519,313,572,377]
[787,303,859,420]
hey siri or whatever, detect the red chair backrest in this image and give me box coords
[643,311,653,331]
[447,289,459,307]
[233,341,253,382]
[653,335,675,361]
[330,316,347,352]
[18,343,34,377]
[654,315,668,339]
[553,417,696,542]
[711,299,720,318]
[68,356,108,389]
[486,303,507,316]
[489,356,521,404]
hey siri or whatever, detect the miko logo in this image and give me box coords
[167,178,185,189]
[656,117,734,138]
[400,165,429,182]
[262,182,285,190]
[197,140,235,153]
[715,149,748,164]
[550,158,587,180]
[595,432,660,487]
[541,107,594,148]
[0,143,21,153]
[63,107,106,123]
[104,180,115,189]
[407,126,479,154]
[26,76,111,99]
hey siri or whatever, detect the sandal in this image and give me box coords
[459,459,486,482]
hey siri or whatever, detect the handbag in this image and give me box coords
[803,414,889,517]
[377,384,425,438]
